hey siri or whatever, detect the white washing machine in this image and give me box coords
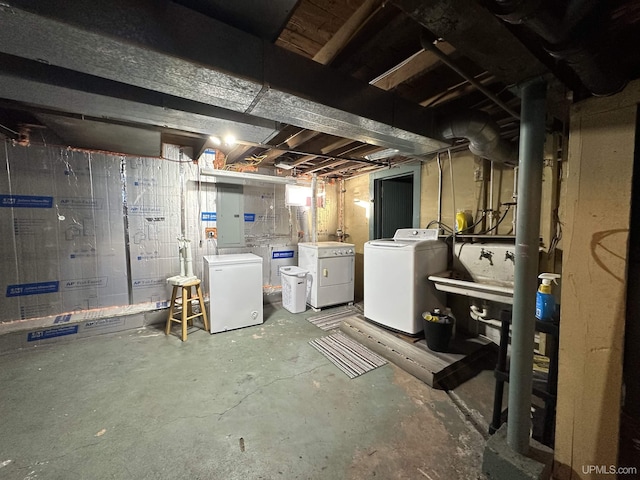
[203,253,264,333]
[298,242,355,309]
[364,229,447,334]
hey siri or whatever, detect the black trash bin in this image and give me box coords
[422,310,454,352]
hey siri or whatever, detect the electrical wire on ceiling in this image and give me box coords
[226,153,267,171]
[0,122,19,138]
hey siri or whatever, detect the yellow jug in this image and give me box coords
[455,210,467,233]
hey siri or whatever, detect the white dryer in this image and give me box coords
[364,229,447,335]
[298,242,355,309]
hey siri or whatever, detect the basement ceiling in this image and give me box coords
[0,0,639,178]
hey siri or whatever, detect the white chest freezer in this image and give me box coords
[203,253,264,333]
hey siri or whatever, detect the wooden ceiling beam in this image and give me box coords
[224,144,255,163]
[281,128,321,149]
[394,53,486,104]
[304,159,349,173]
[419,71,496,108]
[291,154,318,167]
[320,137,355,154]
[371,42,456,91]
[312,0,385,65]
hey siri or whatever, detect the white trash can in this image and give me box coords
[280,266,308,313]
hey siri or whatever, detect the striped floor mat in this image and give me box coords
[307,306,358,331]
[309,331,388,378]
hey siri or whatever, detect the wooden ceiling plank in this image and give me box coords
[319,161,386,177]
[276,29,324,58]
[320,137,357,154]
[419,72,496,107]
[225,144,255,163]
[266,125,303,146]
[304,159,348,173]
[292,154,318,167]
[394,54,486,104]
[282,129,321,148]
[286,3,348,46]
[308,0,362,21]
[372,42,456,91]
[312,0,385,65]
[336,15,429,83]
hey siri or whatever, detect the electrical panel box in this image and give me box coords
[216,184,245,247]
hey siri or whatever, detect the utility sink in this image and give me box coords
[428,242,516,304]
[428,271,514,304]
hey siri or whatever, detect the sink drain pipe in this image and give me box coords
[507,77,547,454]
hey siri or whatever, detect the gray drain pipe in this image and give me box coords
[489,0,627,96]
[440,111,518,166]
[507,77,547,454]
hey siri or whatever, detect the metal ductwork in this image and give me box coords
[489,0,628,96]
[0,0,448,156]
[440,111,518,166]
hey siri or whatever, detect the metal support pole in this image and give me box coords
[507,77,547,454]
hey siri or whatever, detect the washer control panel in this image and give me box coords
[392,228,438,241]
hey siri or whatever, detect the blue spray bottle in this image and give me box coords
[535,273,560,321]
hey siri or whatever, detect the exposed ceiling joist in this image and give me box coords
[312,0,385,65]
[393,0,547,85]
[371,42,456,91]
[0,0,448,156]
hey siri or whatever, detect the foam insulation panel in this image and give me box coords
[126,145,190,306]
[0,144,129,323]
[0,142,338,326]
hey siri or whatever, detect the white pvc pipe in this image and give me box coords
[178,238,186,276]
[311,174,318,243]
[184,239,194,278]
[470,305,489,319]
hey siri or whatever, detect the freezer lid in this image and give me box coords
[204,253,263,266]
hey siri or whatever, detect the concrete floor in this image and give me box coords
[0,303,489,480]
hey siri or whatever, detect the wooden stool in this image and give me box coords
[165,278,209,341]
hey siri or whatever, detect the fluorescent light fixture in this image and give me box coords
[274,160,294,170]
[209,135,221,146]
[364,148,399,161]
[199,168,296,185]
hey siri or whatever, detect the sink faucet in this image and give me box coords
[505,250,515,263]
[479,248,493,265]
